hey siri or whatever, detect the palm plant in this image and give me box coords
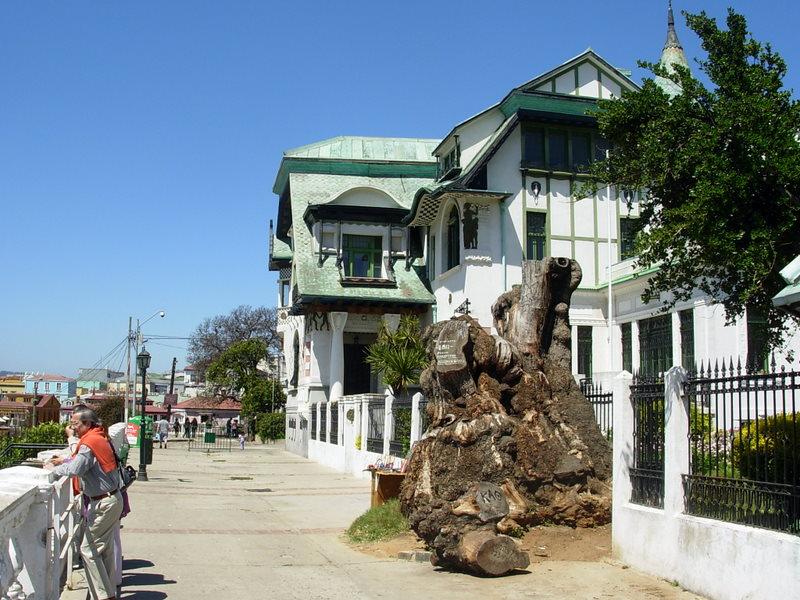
[365,315,428,395]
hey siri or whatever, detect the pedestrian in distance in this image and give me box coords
[157,416,169,449]
[46,407,123,600]
[190,418,198,438]
[238,431,245,450]
[173,419,180,437]
[183,418,191,438]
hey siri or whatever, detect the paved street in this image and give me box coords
[62,441,701,600]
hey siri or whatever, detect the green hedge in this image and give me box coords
[256,413,285,442]
[734,413,799,485]
[0,422,66,468]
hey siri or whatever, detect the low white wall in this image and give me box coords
[612,367,800,600]
[0,463,75,599]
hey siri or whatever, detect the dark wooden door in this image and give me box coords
[343,343,371,395]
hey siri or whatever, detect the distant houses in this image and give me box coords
[22,374,75,406]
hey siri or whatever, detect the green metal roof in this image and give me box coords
[284,136,439,162]
[271,235,292,260]
[287,172,435,306]
[773,255,800,314]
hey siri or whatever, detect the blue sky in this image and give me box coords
[1,1,798,376]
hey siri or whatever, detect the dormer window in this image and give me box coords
[438,136,461,181]
[342,234,382,278]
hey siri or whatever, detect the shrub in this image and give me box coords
[734,413,799,485]
[346,499,408,543]
[256,413,285,443]
[0,422,66,468]
[393,407,412,456]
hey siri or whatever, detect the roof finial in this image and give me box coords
[664,0,682,50]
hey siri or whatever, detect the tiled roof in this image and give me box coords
[23,373,74,382]
[0,394,60,408]
[175,396,242,411]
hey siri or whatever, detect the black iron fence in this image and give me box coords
[630,373,665,508]
[367,398,385,453]
[389,397,412,456]
[0,442,66,468]
[418,398,430,434]
[187,426,233,452]
[581,380,613,440]
[329,402,339,445]
[684,359,799,535]
[319,402,328,443]
[311,403,317,440]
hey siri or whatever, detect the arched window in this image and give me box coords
[446,205,460,271]
[291,332,300,387]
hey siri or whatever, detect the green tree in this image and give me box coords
[206,339,286,416]
[95,394,125,428]
[585,8,800,347]
[365,316,428,394]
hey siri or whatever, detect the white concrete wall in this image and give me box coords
[456,109,506,169]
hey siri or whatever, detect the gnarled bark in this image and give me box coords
[400,258,611,576]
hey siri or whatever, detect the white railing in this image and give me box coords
[0,455,80,599]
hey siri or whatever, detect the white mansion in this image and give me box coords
[268,8,799,459]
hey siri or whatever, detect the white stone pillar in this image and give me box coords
[360,395,369,452]
[383,389,394,456]
[325,402,331,444]
[383,313,401,334]
[410,391,423,444]
[671,311,682,368]
[631,320,641,373]
[611,370,634,547]
[328,311,348,403]
[664,366,689,517]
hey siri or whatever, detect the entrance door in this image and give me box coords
[343,343,372,395]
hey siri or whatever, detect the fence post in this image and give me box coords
[325,402,331,444]
[612,371,634,522]
[360,396,369,452]
[383,389,394,456]
[410,392,423,444]
[664,366,689,516]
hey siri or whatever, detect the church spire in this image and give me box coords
[656,1,690,96]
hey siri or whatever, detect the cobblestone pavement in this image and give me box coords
[62,441,703,599]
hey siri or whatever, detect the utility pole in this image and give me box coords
[32,380,39,428]
[125,317,132,422]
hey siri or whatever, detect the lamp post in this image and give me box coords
[137,347,151,482]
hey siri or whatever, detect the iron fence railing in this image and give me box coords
[630,373,665,508]
[367,398,385,453]
[187,426,233,452]
[581,380,613,440]
[419,398,430,434]
[389,398,412,456]
[0,442,67,468]
[319,402,327,443]
[684,359,799,535]
[329,402,339,445]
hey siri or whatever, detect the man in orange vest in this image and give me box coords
[47,407,123,600]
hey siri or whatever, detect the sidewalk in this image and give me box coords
[62,441,702,600]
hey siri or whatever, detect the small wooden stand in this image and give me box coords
[368,469,406,507]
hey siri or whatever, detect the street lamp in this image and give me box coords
[137,347,152,482]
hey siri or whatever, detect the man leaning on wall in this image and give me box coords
[46,407,123,600]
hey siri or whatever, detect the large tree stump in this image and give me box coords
[401,258,611,577]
